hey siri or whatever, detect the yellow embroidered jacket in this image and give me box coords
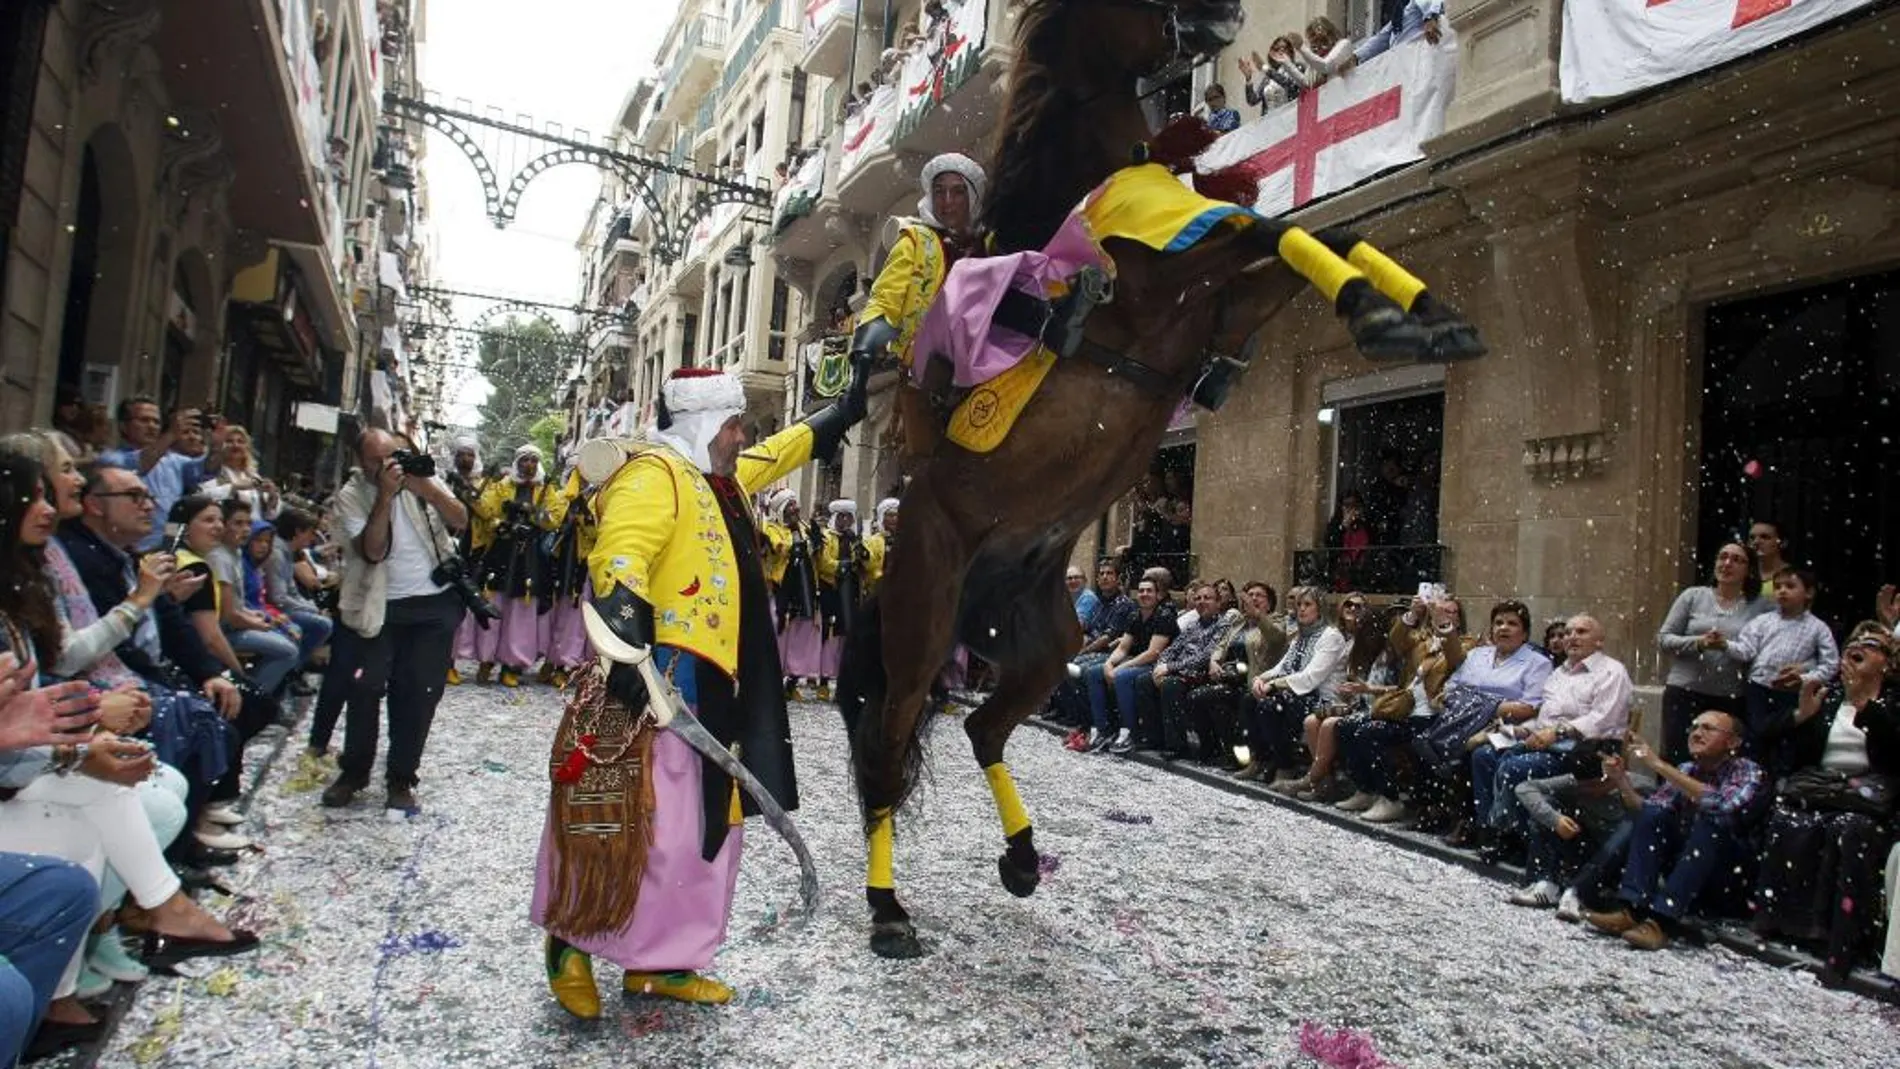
[860,220,949,368]
[759,521,793,585]
[588,422,816,677]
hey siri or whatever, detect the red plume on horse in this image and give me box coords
[836,0,1482,960]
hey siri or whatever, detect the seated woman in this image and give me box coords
[0,456,254,1058]
[1432,600,1554,848]
[1278,594,1385,802]
[1235,586,1349,785]
[1750,627,1900,987]
[1334,595,1469,826]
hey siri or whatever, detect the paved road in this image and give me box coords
[102,683,1899,1068]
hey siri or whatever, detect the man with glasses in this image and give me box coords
[98,399,229,551]
[1585,709,1762,951]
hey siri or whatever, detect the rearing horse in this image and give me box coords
[838,0,1480,959]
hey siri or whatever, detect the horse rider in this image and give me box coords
[533,363,869,1017]
[848,152,986,467]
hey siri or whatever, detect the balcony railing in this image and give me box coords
[721,0,785,98]
[1292,544,1449,595]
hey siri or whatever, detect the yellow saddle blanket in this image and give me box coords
[939,164,1254,454]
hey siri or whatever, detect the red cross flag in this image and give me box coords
[1196,36,1460,217]
[1560,0,1875,103]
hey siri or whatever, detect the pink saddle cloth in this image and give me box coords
[909,213,1106,390]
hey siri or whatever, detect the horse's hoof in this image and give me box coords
[998,854,1041,898]
[870,922,926,960]
[1427,321,1487,361]
[1350,312,1433,362]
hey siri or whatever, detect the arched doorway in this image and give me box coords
[56,126,143,406]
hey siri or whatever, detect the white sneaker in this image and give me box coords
[1065,662,1083,680]
[1334,790,1379,813]
[1507,880,1562,908]
[1555,888,1583,922]
[1085,728,1107,751]
[1360,797,1410,824]
[201,803,244,827]
[195,826,253,851]
[1108,728,1134,754]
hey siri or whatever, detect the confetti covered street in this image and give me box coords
[100,682,1900,1069]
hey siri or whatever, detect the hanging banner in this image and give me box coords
[838,84,897,180]
[1195,36,1459,217]
[1560,0,1876,104]
[685,199,745,262]
[773,146,828,232]
[802,0,850,46]
[895,0,989,137]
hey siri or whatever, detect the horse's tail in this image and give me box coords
[836,592,936,833]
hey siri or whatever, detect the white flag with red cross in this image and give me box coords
[1560,0,1877,103]
[1195,37,1460,218]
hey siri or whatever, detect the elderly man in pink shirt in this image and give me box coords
[1473,614,1634,839]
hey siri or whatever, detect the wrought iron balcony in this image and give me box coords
[657,15,727,125]
[1291,544,1449,595]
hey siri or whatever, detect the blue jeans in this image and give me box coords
[1479,748,1570,830]
[1086,662,1153,733]
[287,609,333,667]
[229,627,302,695]
[0,854,98,1064]
[1339,718,1413,798]
[1618,804,1746,921]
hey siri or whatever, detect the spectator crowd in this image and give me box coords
[1049,525,1899,994]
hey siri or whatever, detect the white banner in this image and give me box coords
[1560,0,1875,103]
[897,0,988,129]
[1196,36,1459,217]
[773,145,828,229]
[838,84,897,179]
[802,0,849,47]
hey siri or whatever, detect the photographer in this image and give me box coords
[318,431,468,814]
[444,437,491,686]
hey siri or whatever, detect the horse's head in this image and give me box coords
[1090,0,1245,80]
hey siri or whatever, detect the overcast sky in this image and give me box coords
[418,0,671,424]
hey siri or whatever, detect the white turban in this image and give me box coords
[511,443,544,484]
[918,153,985,231]
[648,369,747,474]
[869,497,900,537]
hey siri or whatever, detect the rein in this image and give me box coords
[1074,289,1244,407]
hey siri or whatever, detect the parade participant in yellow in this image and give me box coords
[861,497,899,596]
[471,445,564,686]
[813,500,868,702]
[533,362,868,1018]
[767,490,825,701]
[446,437,492,685]
[538,460,597,689]
[851,153,985,465]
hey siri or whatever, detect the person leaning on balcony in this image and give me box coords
[849,153,986,466]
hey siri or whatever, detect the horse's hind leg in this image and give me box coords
[858,488,969,959]
[964,566,1080,898]
[1313,227,1486,361]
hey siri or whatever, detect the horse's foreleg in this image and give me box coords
[1233,223,1431,361]
[1313,228,1486,361]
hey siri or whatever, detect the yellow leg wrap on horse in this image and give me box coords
[1276,228,1363,303]
[983,763,1032,838]
[1345,242,1428,311]
[867,808,895,890]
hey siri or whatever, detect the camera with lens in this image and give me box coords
[393,449,437,478]
[432,555,501,627]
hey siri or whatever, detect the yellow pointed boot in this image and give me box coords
[545,936,600,1020]
[622,970,734,1005]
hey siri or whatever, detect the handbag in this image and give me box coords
[1780,766,1896,818]
[1414,686,1503,773]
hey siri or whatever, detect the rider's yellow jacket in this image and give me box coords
[861,220,950,369]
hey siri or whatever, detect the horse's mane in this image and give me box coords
[980,0,1108,253]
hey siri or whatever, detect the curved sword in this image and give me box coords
[631,655,820,926]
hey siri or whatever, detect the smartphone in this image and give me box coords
[1628,706,1645,736]
[163,522,187,555]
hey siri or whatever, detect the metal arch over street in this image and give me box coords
[383,93,771,263]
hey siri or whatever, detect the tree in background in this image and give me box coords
[527,412,564,468]
[474,317,568,461]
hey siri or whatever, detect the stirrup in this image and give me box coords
[1045,265,1114,359]
[1190,354,1249,411]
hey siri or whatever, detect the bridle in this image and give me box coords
[1070,0,1238,106]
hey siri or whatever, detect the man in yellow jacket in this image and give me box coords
[532,362,868,1018]
[852,152,985,466]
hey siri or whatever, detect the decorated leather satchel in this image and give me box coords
[541,661,659,938]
